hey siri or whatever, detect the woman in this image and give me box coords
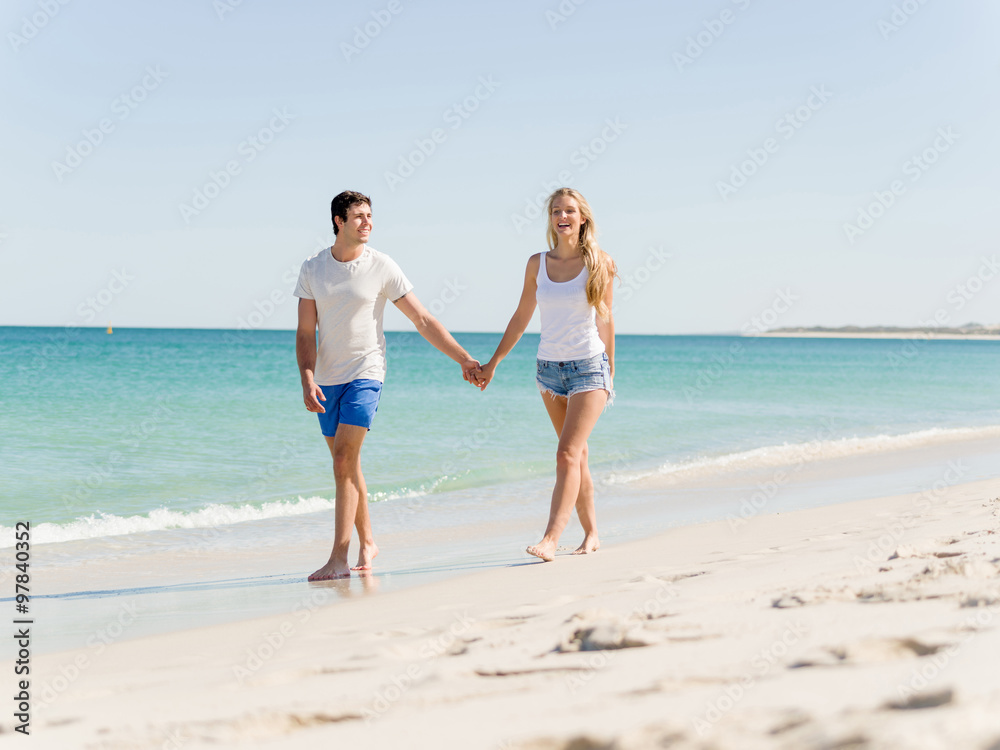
[477,188,616,561]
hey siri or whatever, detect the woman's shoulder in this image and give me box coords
[526,252,543,270]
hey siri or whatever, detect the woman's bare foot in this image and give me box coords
[308,559,351,581]
[526,541,556,562]
[573,535,600,555]
[351,542,379,571]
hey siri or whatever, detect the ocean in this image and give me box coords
[2,327,999,652]
[3,326,1000,543]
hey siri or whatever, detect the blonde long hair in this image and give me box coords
[545,188,617,320]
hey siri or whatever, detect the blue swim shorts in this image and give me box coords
[316,379,383,437]
[536,352,614,405]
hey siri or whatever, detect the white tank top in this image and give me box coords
[535,252,606,361]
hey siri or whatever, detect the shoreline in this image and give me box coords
[7,432,1000,660]
[6,467,1000,747]
[11,423,1000,551]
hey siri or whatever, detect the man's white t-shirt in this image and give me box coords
[294,246,413,386]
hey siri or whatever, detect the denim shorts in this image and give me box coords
[316,379,382,437]
[536,352,614,404]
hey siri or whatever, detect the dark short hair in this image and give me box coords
[330,191,372,234]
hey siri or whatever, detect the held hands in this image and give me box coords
[474,361,495,391]
[461,358,484,388]
[460,358,495,391]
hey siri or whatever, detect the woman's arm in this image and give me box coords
[478,255,540,390]
[596,261,615,382]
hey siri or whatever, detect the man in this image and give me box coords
[295,190,481,581]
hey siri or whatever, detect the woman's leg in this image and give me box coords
[528,388,608,561]
[573,442,600,554]
[538,393,599,553]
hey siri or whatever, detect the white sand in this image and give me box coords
[6,475,1000,749]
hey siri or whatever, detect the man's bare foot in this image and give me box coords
[351,542,379,571]
[308,560,351,581]
[526,541,556,562]
[573,535,600,555]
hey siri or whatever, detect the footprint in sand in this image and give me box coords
[790,636,951,668]
[771,586,857,608]
[882,687,954,710]
[629,570,708,585]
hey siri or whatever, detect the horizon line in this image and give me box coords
[0,324,736,337]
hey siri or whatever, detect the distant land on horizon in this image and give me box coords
[760,324,1000,340]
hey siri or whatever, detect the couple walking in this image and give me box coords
[296,189,616,581]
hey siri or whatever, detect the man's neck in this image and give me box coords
[330,238,366,263]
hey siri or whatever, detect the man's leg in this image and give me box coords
[308,424,369,581]
[351,464,378,571]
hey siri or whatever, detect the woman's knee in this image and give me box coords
[555,447,583,473]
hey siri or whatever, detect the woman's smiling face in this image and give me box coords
[550,195,585,241]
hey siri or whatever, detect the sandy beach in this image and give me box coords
[7,461,1000,749]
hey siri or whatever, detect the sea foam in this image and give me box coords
[602,424,1000,485]
[0,490,425,547]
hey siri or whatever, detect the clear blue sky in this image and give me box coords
[2,0,998,334]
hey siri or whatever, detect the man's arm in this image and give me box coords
[296,298,326,413]
[393,292,481,383]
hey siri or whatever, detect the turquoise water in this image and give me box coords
[2,326,999,544]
